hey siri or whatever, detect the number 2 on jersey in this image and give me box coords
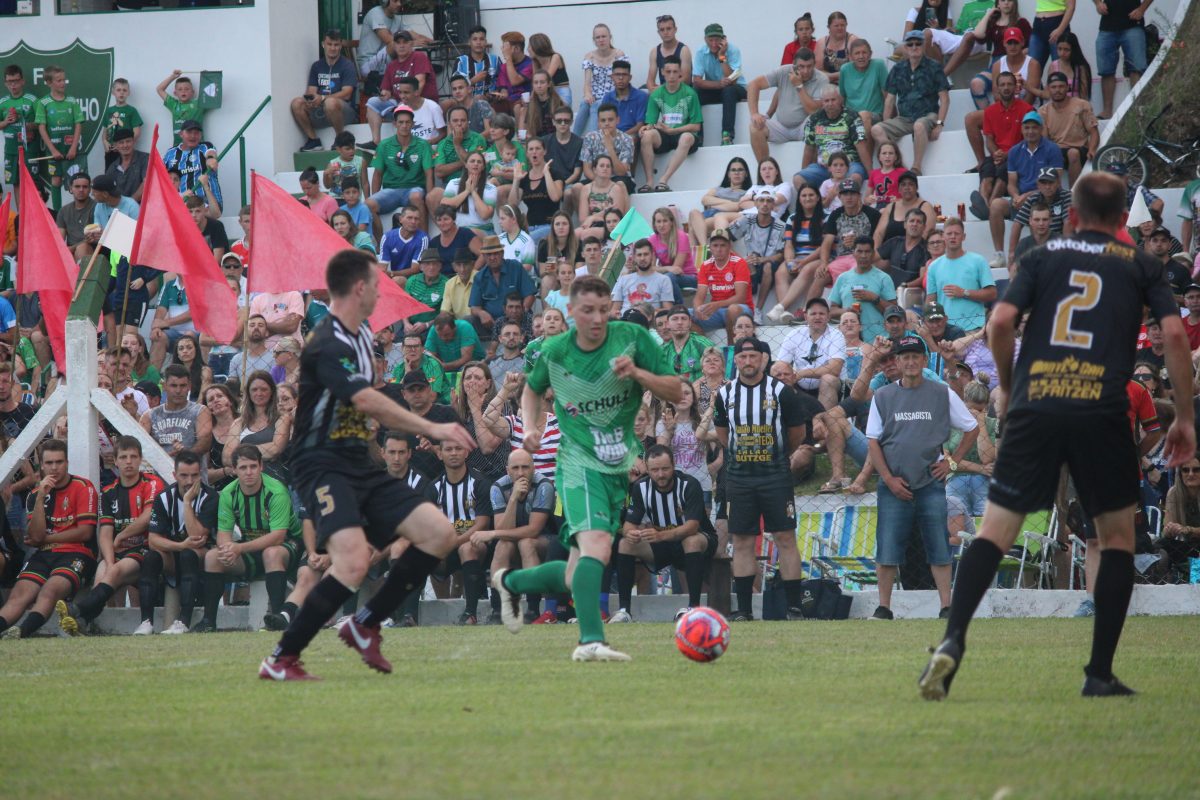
[1051,271,1102,349]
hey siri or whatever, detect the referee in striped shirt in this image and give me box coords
[711,337,807,621]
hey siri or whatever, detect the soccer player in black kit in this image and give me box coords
[259,250,475,681]
[919,172,1196,700]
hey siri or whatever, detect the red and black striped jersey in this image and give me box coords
[27,475,99,556]
[101,473,166,551]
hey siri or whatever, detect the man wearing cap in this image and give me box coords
[163,119,221,211]
[916,302,967,379]
[611,239,673,316]
[661,305,714,383]
[1146,228,1191,302]
[367,104,434,234]
[292,29,359,152]
[747,48,826,165]
[987,110,1063,267]
[927,217,996,331]
[829,236,896,342]
[441,247,478,321]
[871,30,950,177]
[1105,161,1164,218]
[1041,71,1099,185]
[470,236,536,330]
[727,191,788,314]
[693,23,747,146]
[877,207,931,290]
[103,128,149,202]
[390,369,462,480]
[91,174,140,231]
[867,334,978,620]
[1007,168,1074,261]
[711,336,808,620]
[403,251,449,338]
[778,297,846,410]
[967,72,1033,215]
[809,180,883,304]
[1096,0,1151,120]
[794,85,870,191]
[693,228,753,340]
[394,332,451,404]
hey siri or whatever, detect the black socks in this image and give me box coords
[275,575,354,658]
[1086,549,1135,681]
[943,538,1004,649]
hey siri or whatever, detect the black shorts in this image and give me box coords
[114,545,149,565]
[18,550,97,594]
[988,408,1139,518]
[102,295,148,325]
[648,531,717,571]
[1061,144,1090,163]
[979,158,1008,184]
[653,129,701,156]
[726,474,797,535]
[297,464,431,552]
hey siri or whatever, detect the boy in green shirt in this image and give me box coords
[101,77,143,167]
[156,69,204,145]
[0,64,41,188]
[638,56,702,192]
[491,275,681,661]
[34,65,85,189]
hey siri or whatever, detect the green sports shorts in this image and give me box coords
[557,468,628,547]
[239,539,299,581]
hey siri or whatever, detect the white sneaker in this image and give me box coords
[780,309,796,325]
[161,620,188,635]
[132,620,154,636]
[752,310,763,325]
[673,606,692,622]
[608,608,633,623]
[989,251,1007,269]
[333,615,352,630]
[491,568,523,634]
[571,641,632,662]
[766,303,786,324]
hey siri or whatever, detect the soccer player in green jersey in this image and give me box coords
[34,65,84,189]
[492,275,682,661]
[1,65,40,189]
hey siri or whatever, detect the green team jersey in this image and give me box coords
[405,273,448,326]
[34,96,83,147]
[102,103,143,142]
[645,84,703,129]
[955,0,994,34]
[217,473,302,542]
[164,95,203,144]
[661,332,714,383]
[525,321,672,477]
[391,353,451,404]
[0,92,38,152]
[434,130,487,184]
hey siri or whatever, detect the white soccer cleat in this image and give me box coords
[571,642,632,662]
[161,620,189,635]
[132,620,154,636]
[673,606,693,622]
[490,568,523,634]
[608,608,633,623]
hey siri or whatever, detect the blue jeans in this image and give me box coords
[1096,26,1148,77]
[369,186,425,215]
[794,160,869,191]
[668,272,697,305]
[554,86,573,107]
[572,99,599,136]
[527,223,551,246]
[1029,16,1068,66]
[947,473,989,517]
[876,479,952,566]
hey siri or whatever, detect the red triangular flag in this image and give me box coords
[131,126,238,344]
[16,150,78,370]
[248,172,430,330]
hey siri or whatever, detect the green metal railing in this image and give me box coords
[217,94,272,208]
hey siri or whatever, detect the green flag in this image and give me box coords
[609,208,653,244]
[199,71,223,110]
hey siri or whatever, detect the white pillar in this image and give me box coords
[65,318,101,490]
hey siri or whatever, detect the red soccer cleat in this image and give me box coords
[258,655,320,681]
[530,611,558,625]
[338,617,393,674]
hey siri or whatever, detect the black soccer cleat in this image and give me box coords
[727,610,754,622]
[189,619,216,633]
[919,638,962,701]
[262,610,291,632]
[1081,672,1137,697]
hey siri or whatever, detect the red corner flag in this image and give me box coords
[131,126,238,344]
[16,151,78,370]
[248,172,429,330]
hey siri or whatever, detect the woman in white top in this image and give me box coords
[573,23,625,136]
[443,151,497,233]
[495,203,537,271]
[705,157,792,234]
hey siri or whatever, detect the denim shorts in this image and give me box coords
[369,186,425,215]
[875,479,952,566]
[1096,26,1148,77]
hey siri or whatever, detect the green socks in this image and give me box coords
[571,556,606,645]
[503,560,568,596]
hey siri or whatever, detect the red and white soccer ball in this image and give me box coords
[674,607,730,663]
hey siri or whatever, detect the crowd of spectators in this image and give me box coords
[0,0,1198,635]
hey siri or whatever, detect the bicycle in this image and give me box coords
[1093,102,1200,186]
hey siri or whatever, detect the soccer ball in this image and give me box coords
[674,607,730,663]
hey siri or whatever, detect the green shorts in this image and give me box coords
[557,469,629,547]
[239,539,299,580]
[44,151,86,181]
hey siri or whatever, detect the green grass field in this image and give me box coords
[4,618,1197,800]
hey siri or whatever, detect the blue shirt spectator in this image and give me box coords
[470,249,536,320]
[94,196,140,229]
[1006,116,1064,194]
[599,86,648,133]
[308,53,358,106]
[694,41,747,87]
[379,226,429,274]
